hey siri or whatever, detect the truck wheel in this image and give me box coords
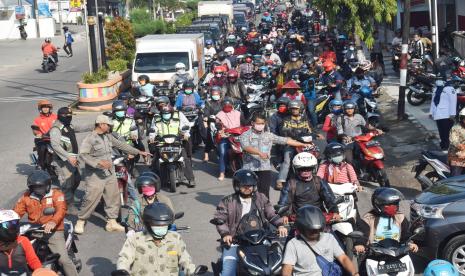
[443,235,465,275]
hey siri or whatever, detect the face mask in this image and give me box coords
[141,186,156,197]
[58,115,72,126]
[332,108,343,115]
[212,95,221,101]
[184,89,193,95]
[215,73,222,78]
[349,47,355,51]
[223,105,233,113]
[115,111,125,118]
[177,69,186,75]
[151,226,169,238]
[278,106,287,113]
[383,205,398,217]
[253,124,265,132]
[331,155,344,164]
[162,113,172,121]
[291,57,298,62]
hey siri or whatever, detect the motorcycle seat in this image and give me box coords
[424,150,448,164]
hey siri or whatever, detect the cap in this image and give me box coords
[57,107,72,116]
[282,80,300,89]
[95,114,113,125]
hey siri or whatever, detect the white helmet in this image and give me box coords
[459,107,465,117]
[225,47,235,55]
[292,152,318,169]
[0,210,19,224]
[175,63,186,70]
[265,44,273,51]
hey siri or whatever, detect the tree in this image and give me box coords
[312,0,397,48]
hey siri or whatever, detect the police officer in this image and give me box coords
[49,107,91,215]
[117,202,196,275]
[75,114,151,234]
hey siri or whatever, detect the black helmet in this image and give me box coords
[112,100,127,112]
[222,97,234,107]
[135,175,161,194]
[295,205,326,232]
[277,97,290,106]
[184,80,195,89]
[118,92,131,101]
[27,170,52,197]
[324,142,345,158]
[137,75,150,83]
[218,51,226,61]
[290,51,299,59]
[371,188,404,214]
[343,101,356,111]
[143,202,174,227]
[155,96,170,106]
[62,26,68,31]
[232,169,258,193]
[175,78,186,88]
[287,100,302,110]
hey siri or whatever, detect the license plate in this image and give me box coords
[161,147,179,152]
[116,172,125,178]
[378,262,407,274]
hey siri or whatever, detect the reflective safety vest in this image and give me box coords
[112,118,134,144]
[155,112,181,136]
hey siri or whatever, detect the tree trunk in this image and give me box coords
[354,34,366,62]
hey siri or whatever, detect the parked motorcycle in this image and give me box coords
[406,61,436,106]
[156,134,185,193]
[354,130,390,187]
[391,45,401,73]
[412,150,450,190]
[20,216,82,274]
[18,23,27,40]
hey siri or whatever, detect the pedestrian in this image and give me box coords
[62,26,73,57]
[430,79,457,150]
[370,31,385,75]
[75,114,151,234]
[49,107,92,215]
[239,112,310,198]
[448,108,465,176]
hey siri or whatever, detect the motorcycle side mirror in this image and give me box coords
[413,227,425,236]
[209,218,225,226]
[42,207,56,216]
[194,265,208,275]
[174,212,184,220]
[348,231,364,239]
[30,125,41,131]
[181,126,190,131]
[103,111,112,117]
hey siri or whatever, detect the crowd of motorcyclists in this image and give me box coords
[4,0,465,275]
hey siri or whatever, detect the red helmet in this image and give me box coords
[323,61,335,72]
[227,69,239,79]
[213,66,226,74]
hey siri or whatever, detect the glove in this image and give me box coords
[183,132,191,140]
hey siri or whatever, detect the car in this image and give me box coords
[410,174,465,274]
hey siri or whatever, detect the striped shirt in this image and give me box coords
[317,162,360,186]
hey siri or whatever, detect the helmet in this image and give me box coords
[112,100,128,112]
[277,97,290,106]
[139,171,161,192]
[287,100,302,110]
[371,187,404,214]
[424,260,459,276]
[218,51,227,61]
[135,175,161,195]
[232,169,258,193]
[37,99,53,110]
[62,26,68,31]
[142,202,174,230]
[295,205,326,232]
[265,44,273,51]
[27,170,52,189]
[175,63,186,70]
[225,47,235,55]
[329,99,343,109]
[292,152,318,169]
[263,11,270,17]
[259,66,269,73]
[155,96,170,106]
[343,101,356,111]
[184,80,195,89]
[44,37,51,43]
[160,105,173,114]
[214,66,226,74]
[206,39,213,46]
[210,86,222,95]
[175,78,185,88]
[227,34,236,43]
[222,97,234,107]
[137,75,150,83]
[0,210,20,242]
[324,142,345,160]
[323,61,335,72]
[290,51,299,59]
[227,69,239,80]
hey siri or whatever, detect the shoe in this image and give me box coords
[218,173,225,181]
[187,180,196,188]
[74,220,85,234]
[105,219,125,232]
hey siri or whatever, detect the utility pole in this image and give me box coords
[429,0,439,60]
[398,0,411,120]
[58,0,63,35]
[86,0,98,72]
[98,13,107,68]
[33,0,40,37]
[83,0,92,72]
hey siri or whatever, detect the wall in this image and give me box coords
[457,0,465,30]
[0,16,56,39]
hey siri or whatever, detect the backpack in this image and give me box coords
[299,235,342,276]
[67,33,74,44]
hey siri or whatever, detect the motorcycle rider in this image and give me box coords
[136,75,155,97]
[269,97,290,135]
[0,209,42,274]
[411,32,425,60]
[41,37,58,63]
[32,100,58,173]
[215,98,246,180]
[322,99,344,142]
[224,47,237,68]
[204,39,216,57]
[202,86,223,162]
[354,188,419,273]
[14,170,79,276]
[320,60,345,100]
[75,114,151,234]
[209,65,228,87]
[212,169,288,276]
[347,62,376,90]
[261,44,282,66]
[284,51,303,80]
[217,51,232,70]
[282,205,358,276]
[238,54,254,78]
[149,105,196,187]
[117,202,196,275]
[49,107,91,214]
[319,44,337,63]
[175,80,205,110]
[224,69,247,104]
[391,29,402,47]
[169,63,192,90]
[124,174,174,235]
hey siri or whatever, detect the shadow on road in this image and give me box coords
[195,191,225,207]
[86,256,116,275]
[16,163,35,176]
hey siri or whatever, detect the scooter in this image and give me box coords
[30,128,56,178]
[354,130,390,187]
[18,24,27,40]
[42,54,57,73]
[216,126,250,173]
[406,62,436,106]
[412,150,450,190]
[155,133,186,193]
[20,213,82,274]
[133,95,154,138]
[182,106,202,147]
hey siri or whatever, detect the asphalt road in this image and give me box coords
[0,36,427,275]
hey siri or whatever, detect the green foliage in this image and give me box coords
[107,58,128,72]
[105,17,136,63]
[133,20,168,37]
[174,12,195,28]
[185,0,199,12]
[312,0,397,48]
[81,68,109,84]
[129,8,152,23]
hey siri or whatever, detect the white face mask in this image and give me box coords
[349,47,355,51]
[151,226,169,238]
[177,69,186,75]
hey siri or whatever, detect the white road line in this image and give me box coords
[0,94,77,103]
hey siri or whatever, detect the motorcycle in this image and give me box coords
[112,265,208,276]
[406,60,435,106]
[30,129,56,178]
[350,86,381,128]
[327,183,358,259]
[20,213,82,274]
[182,106,202,147]
[391,45,401,73]
[42,54,57,73]
[245,84,268,120]
[216,126,250,173]
[113,155,131,206]
[133,95,154,138]
[155,133,186,193]
[412,150,450,190]
[18,23,27,40]
[353,130,390,187]
[209,206,289,276]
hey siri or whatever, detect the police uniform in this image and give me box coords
[117,231,196,276]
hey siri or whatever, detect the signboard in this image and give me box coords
[70,0,81,9]
[15,6,25,20]
[37,0,52,17]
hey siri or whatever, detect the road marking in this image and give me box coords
[0,94,76,103]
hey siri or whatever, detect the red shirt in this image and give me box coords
[282,92,307,105]
[320,51,336,63]
[32,113,57,135]
[317,161,359,185]
[322,114,337,140]
[41,43,57,56]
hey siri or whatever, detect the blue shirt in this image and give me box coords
[374,217,401,243]
[139,83,155,97]
[175,92,205,110]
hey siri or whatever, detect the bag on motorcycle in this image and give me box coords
[299,235,342,276]
[235,202,265,237]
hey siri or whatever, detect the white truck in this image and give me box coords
[198,1,234,28]
[132,34,205,91]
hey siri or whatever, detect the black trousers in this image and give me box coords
[436,118,454,150]
[63,43,73,56]
[255,170,273,199]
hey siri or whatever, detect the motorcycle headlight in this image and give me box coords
[164,137,175,144]
[372,153,384,159]
[411,202,449,219]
